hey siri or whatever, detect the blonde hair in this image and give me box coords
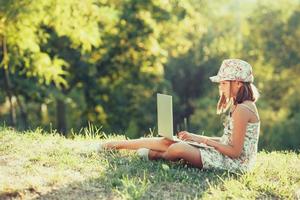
[217,82,260,114]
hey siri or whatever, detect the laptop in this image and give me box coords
[157,93,213,149]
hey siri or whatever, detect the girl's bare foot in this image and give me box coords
[100,141,119,150]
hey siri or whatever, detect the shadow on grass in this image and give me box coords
[33,151,238,200]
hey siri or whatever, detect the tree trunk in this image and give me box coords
[56,98,67,135]
[16,95,28,129]
[3,69,16,126]
[1,36,16,127]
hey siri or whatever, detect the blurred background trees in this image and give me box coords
[0,0,299,151]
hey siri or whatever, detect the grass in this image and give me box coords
[0,127,299,200]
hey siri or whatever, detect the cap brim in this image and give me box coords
[209,75,221,82]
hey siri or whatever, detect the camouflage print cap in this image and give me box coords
[210,59,254,83]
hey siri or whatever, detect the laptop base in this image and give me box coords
[171,137,214,149]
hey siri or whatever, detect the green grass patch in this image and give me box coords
[0,127,299,199]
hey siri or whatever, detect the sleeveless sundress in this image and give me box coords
[199,104,260,173]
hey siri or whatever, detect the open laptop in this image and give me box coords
[157,93,213,149]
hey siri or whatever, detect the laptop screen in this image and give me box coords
[157,93,173,139]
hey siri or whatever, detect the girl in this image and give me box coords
[101,59,260,172]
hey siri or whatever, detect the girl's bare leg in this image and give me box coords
[104,137,176,152]
[104,138,203,168]
[149,142,203,168]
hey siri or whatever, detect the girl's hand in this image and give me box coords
[177,131,196,141]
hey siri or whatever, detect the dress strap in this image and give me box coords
[239,103,260,120]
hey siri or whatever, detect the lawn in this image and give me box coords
[0,127,299,200]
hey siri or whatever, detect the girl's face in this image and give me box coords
[219,81,242,98]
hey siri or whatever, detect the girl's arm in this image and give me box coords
[204,105,250,158]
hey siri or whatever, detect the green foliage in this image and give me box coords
[166,0,300,151]
[0,0,299,150]
[0,0,113,86]
[244,1,300,151]
[81,0,199,136]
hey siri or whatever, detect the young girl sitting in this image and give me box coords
[101,59,260,172]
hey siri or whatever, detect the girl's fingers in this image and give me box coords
[178,133,183,139]
[178,131,190,140]
[178,131,186,137]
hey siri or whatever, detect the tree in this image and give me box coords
[0,0,115,134]
[245,1,300,150]
[82,0,202,137]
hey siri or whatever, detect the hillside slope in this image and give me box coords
[0,128,299,199]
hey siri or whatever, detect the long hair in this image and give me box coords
[217,81,259,114]
[216,82,233,114]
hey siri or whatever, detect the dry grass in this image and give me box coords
[0,127,299,200]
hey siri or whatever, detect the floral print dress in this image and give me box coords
[199,104,260,173]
